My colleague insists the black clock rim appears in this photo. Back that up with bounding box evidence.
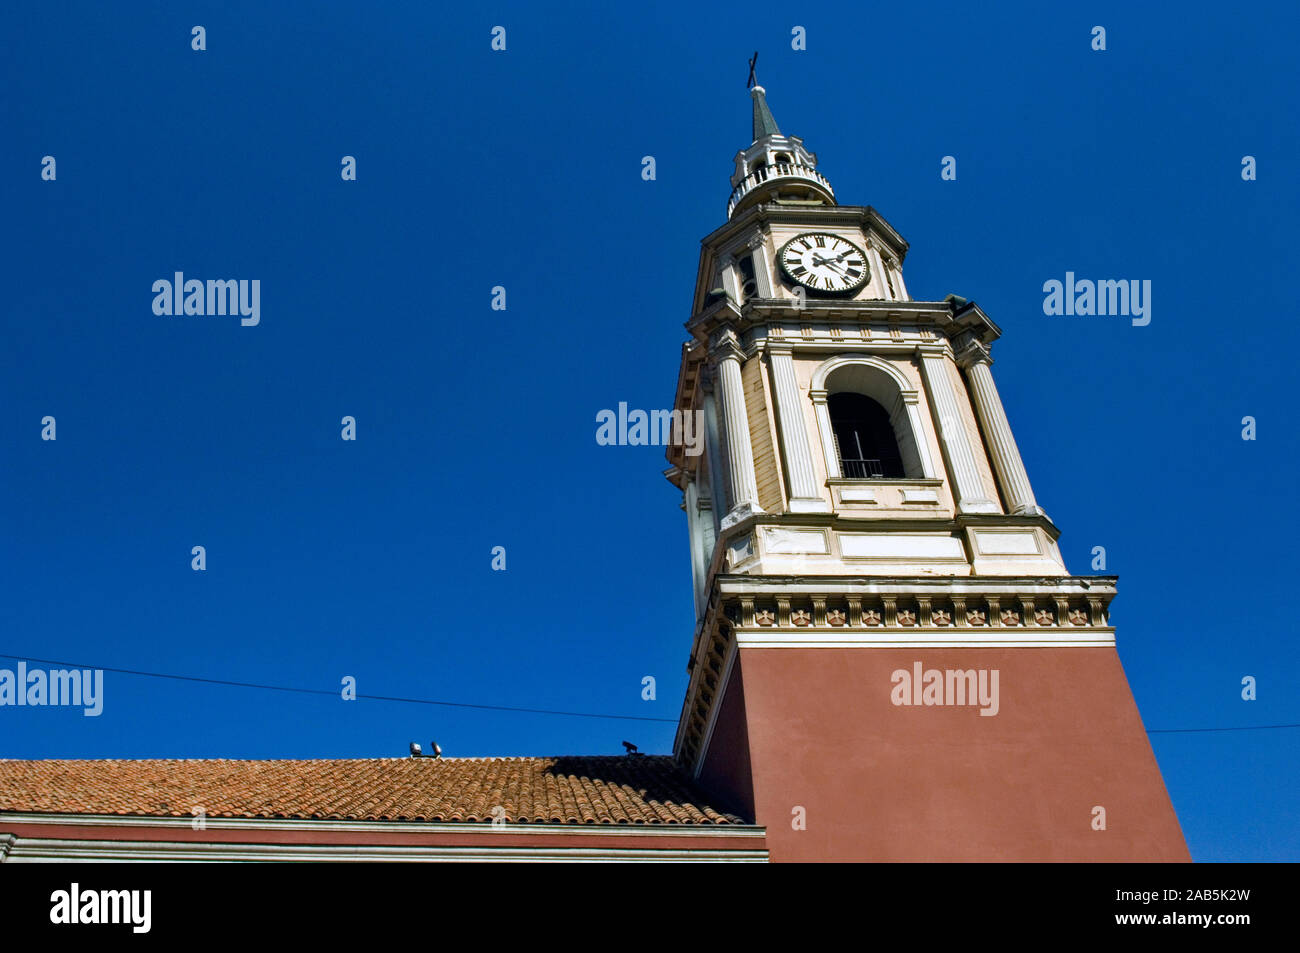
[776,232,871,295]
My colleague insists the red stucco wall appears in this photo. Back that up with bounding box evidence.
[735,646,1189,862]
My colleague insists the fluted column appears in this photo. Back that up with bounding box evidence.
[957,338,1046,517]
[917,346,998,514]
[747,233,775,298]
[767,346,829,513]
[865,238,891,300]
[713,338,764,528]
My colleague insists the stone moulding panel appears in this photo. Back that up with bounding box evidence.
[763,527,829,554]
[899,487,940,504]
[726,533,756,569]
[839,533,965,560]
[971,530,1042,555]
[838,487,877,503]
[830,479,949,511]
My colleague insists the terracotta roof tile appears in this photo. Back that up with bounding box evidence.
[0,756,744,825]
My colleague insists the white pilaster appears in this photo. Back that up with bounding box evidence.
[918,348,998,514]
[895,392,938,479]
[865,240,891,300]
[887,255,909,301]
[767,346,830,512]
[810,390,841,479]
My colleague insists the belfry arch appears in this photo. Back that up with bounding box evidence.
[809,355,936,480]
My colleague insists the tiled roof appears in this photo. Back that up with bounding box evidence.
[0,756,744,825]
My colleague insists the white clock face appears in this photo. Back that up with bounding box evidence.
[778,233,870,294]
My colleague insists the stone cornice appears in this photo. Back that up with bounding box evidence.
[685,299,1003,358]
[712,572,1116,596]
[744,298,944,320]
[954,331,993,369]
[698,509,1059,538]
[704,203,909,259]
[663,340,706,476]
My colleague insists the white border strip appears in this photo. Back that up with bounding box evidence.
[2,837,768,863]
[0,812,764,838]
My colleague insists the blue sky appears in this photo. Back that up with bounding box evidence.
[2,1,1296,861]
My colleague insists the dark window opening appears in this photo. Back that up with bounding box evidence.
[828,392,905,479]
[737,254,757,300]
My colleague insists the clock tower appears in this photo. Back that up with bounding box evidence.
[664,84,1189,861]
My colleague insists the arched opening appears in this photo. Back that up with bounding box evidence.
[828,393,905,479]
[815,358,933,481]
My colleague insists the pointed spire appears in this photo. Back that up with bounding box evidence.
[728,79,835,218]
[750,85,781,141]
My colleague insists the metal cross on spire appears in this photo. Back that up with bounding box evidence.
[746,51,758,89]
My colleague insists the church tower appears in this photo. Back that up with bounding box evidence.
[664,84,1189,861]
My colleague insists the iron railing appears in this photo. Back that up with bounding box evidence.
[727,162,834,217]
[840,457,885,479]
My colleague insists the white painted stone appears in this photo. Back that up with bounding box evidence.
[839,488,877,503]
[973,531,1041,555]
[900,488,940,504]
[839,534,965,559]
[765,528,829,554]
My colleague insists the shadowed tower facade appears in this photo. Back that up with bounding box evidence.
[663,84,1188,861]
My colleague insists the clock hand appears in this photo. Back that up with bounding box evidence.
[811,254,848,276]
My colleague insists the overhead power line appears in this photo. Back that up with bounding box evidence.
[4,652,1293,734]
[0,653,677,724]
